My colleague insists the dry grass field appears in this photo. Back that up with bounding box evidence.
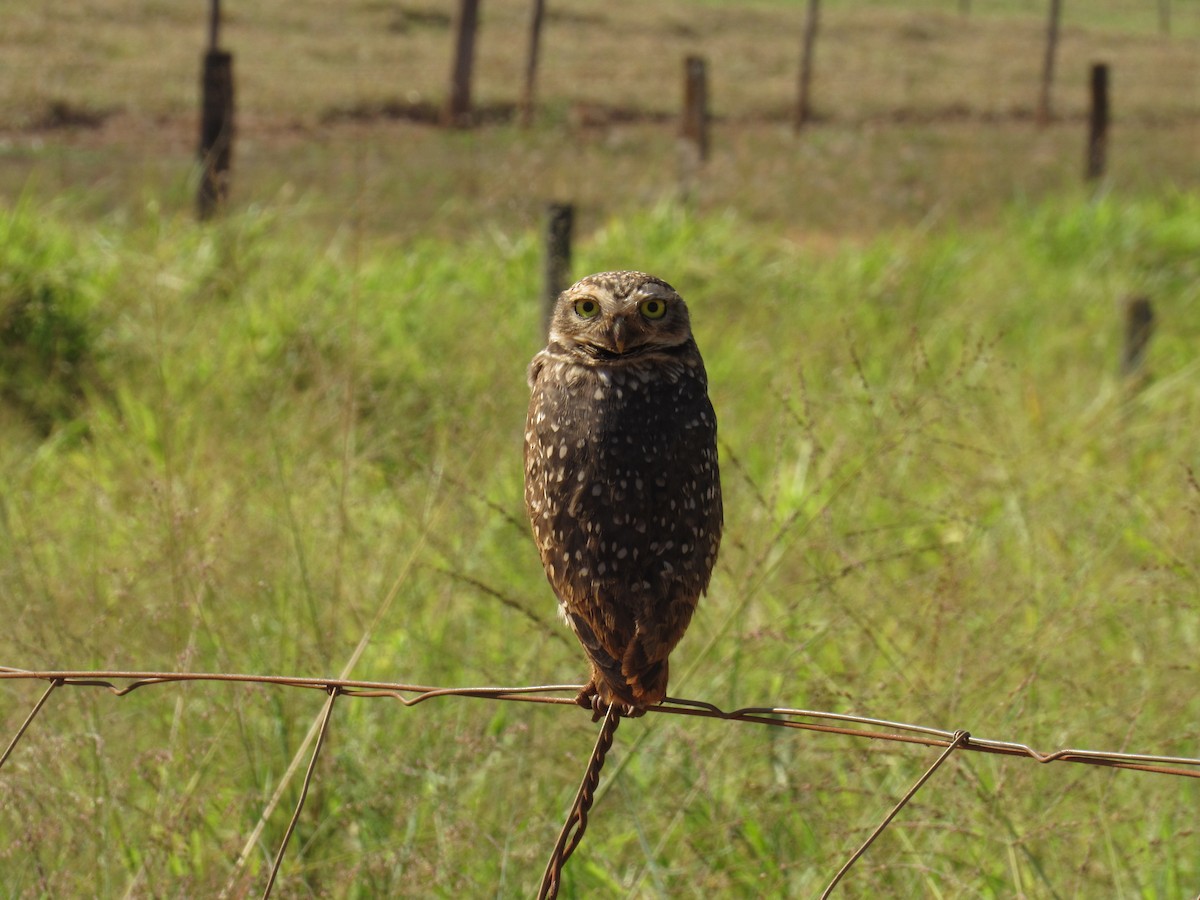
[2,0,1197,238]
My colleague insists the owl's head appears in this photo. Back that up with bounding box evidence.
[548,271,694,360]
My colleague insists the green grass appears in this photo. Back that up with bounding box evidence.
[1,189,1198,895]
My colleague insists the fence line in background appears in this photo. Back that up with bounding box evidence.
[3,667,1200,896]
[179,1,1148,220]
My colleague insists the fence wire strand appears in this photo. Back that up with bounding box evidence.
[262,686,340,899]
[820,729,971,899]
[3,667,1200,895]
[0,677,59,771]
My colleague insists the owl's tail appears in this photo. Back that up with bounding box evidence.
[583,653,667,713]
[620,641,669,708]
[568,611,669,711]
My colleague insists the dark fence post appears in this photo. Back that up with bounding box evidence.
[443,0,481,128]
[197,1,233,221]
[1121,296,1154,379]
[1085,63,1109,182]
[681,56,710,163]
[208,0,220,53]
[521,0,547,128]
[1035,0,1062,126]
[794,0,821,131]
[543,203,574,333]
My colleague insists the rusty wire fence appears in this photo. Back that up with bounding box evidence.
[3,666,1200,897]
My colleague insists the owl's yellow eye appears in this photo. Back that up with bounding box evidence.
[639,299,667,319]
[574,297,601,318]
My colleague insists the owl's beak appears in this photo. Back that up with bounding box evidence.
[610,320,626,354]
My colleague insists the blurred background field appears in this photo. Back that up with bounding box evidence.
[3,0,1198,237]
[1,1,1199,896]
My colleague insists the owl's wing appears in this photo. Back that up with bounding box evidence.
[526,352,547,389]
[562,606,635,700]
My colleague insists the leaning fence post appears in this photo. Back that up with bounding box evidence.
[197,0,233,219]
[543,203,574,333]
[1085,62,1109,182]
[794,0,821,131]
[1035,0,1062,126]
[1120,295,1154,379]
[520,0,547,128]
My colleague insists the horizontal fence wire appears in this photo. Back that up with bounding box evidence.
[4,668,1199,778]
[4,666,1200,896]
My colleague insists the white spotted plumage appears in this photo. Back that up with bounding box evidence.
[523,271,723,716]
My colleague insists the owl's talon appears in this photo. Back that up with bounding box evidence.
[592,695,608,722]
[574,685,647,722]
[575,684,601,717]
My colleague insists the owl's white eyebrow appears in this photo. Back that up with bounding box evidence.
[633,286,673,300]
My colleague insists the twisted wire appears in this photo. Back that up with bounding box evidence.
[537,704,622,900]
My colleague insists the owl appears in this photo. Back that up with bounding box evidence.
[524,271,722,717]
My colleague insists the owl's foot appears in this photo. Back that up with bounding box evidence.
[575,684,645,722]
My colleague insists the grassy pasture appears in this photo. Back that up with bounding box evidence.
[2,0,1200,896]
[2,192,1198,896]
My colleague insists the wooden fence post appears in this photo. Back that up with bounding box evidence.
[543,203,574,333]
[1035,0,1062,126]
[207,0,220,51]
[679,56,709,203]
[1085,63,1109,182]
[681,56,710,163]
[1121,296,1154,378]
[443,0,481,128]
[794,0,821,131]
[521,0,547,128]
[197,0,233,220]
